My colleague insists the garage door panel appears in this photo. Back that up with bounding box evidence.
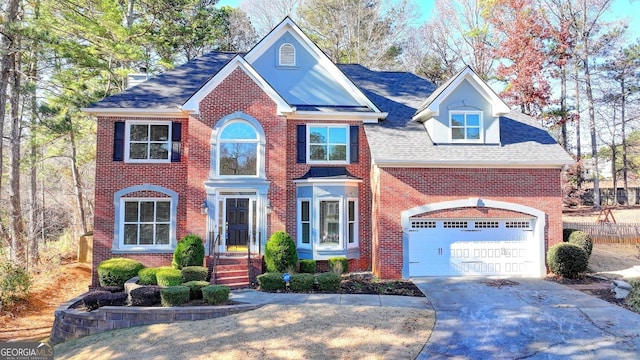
[408,218,538,277]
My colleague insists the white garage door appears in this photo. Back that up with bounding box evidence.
[408,218,539,277]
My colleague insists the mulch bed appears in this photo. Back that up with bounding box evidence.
[545,274,633,311]
[339,276,425,297]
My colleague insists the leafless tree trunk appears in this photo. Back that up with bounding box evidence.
[69,123,88,235]
[9,41,25,262]
[620,76,628,205]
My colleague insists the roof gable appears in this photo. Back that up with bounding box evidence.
[244,17,381,113]
[413,66,510,121]
[181,55,293,115]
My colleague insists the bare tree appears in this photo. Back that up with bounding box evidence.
[240,0,303,37]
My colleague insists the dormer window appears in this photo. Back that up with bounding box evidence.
[450,111,483,142]
[279,43,295,66]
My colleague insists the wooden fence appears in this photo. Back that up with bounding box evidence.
[563,222,640,244]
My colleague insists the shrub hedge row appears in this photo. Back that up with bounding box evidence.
[257,272,342,293]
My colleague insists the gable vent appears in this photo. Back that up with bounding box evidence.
[279,43,295,66]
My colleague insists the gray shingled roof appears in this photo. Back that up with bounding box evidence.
[88,52,238,109]
[338,64,573,166]
[88,51,572,167]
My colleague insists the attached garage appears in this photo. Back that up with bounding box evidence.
[401,199,547,278]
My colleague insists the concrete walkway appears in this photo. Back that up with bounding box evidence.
[230,289,432,309]
[413,277,640,359]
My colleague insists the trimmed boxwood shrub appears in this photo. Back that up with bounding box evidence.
[160,286,190,307]
[202,285,231,305]
[82,291,128,311]
[156,268,183,287]
[137,267,172,285]
[315,272,342,292]
[172,234,205,269]
[328,256,348,274]
[257,272,285,292]
[567,230,593,258]
[183,280,210,300]
[289,273,314,292]
[182,266,208,282]
[299,260,316,274]
[547,243,588,279]
[264,231,298,273]
[97,258,144,288]
[130,286,161,307]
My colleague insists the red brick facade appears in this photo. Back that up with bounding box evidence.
[371,167,564,279]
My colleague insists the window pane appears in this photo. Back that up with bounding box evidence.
[466,114,480,127]
[130,124,148,141]
[348,201,355,221]
[467,128,480,140]
[451,114,464,127]
[140,201,155,222]
[156,201,170,222]
[301,201,309,221]
[302,223,310,244]
[220,143,257,175]
[320,201,339,245]
[124,224,138,245]
[220,122,257,140]
[328,127,347,143]
[348,223,355,244]
[129,143,148,159]
[150,125,169,141]
[309,127,327,143]
[309,145,327,161]
[139,224,154,244]
[149,143,169,159]
[156,224,170,245]
[452,128,464,139]
[124,202,139,222]
[328,145,346,161]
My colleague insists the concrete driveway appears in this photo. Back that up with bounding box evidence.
[413,277,640,359]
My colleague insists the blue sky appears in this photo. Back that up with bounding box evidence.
[217,0,638,40]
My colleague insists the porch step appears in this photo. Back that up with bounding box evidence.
[206,254,262,290]
[216,275,250,287]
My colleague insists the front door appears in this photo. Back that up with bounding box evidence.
[226,198,249,250]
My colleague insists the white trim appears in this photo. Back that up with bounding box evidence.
[244,17,383,114]
[124,120,172,163]
[182,56,293,115]
[293,178,363,185]
[81,108,187,117]
[347,198,359,249]
[449,110,484,143]
[297,198,312,249]
[401,198,546,277]
[286,111,387,123]
[413,67,510,121]
[306,124,349,164]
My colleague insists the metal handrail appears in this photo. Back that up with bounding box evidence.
[212,233,220,284]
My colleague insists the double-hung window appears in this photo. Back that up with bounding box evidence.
[450,111,482,142]
[308,125,348,163]
[126,122,171,162]
[122,199,171,247]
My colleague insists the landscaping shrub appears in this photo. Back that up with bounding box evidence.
[82,291,128,311]
[138,267,162,285]
[97,258,144,288]
[129,286,161,307]
[95,286,125,293]
[264,231,298,273]
[181,266,208,282]
[0,261,31,310]
[625,280,640,312]
[160,286,190,307]
[156,268,183,287]
[289,273,314,292]
[328,257,348,274]
[567,230,593,258]
[172,234,205,269]
[257,272,285,292]
[202,285,231,305]
[183,280,210,300]
[315,272,342,292]
[547,243,588,279]
[298,260,316,274]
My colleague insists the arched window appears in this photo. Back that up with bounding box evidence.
[218,121,259,176]
[279,43,295,66]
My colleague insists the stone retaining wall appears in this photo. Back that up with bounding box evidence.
[50,294,261,345]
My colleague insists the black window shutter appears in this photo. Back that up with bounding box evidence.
[297,124,306,163]
[171,122,182,162]
[350,125,359,163]
[113,121,125,161]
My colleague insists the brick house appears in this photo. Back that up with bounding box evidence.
[83,18,573,287]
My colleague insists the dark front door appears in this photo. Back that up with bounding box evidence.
[226,198,249,247]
